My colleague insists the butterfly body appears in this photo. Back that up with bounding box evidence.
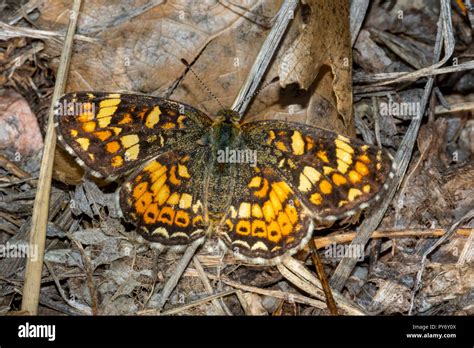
[55,92,395,264]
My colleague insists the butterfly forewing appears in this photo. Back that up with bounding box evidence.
[241,120,394,221]
[54,92,212,180]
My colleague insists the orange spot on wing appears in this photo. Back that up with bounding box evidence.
[310,193,322,205]
[162,122,176,129]
[332,173,347,186]
[236,220,251,236]
[144,203,159,224]
[106,141,121,153]
[133,182,148,200]
[319,180,333,195]
[82,121,96,132]
[355,161,369,176]
[93,130,112,141]
[135,192,152,214]
[285,204,298,224]
[349,170,362,184]
[169,165,181,185]
[111,155,123,167]
[317,151,329,163]
[277,212,292,236]
[251,220,267,237]
[253,178,269,198]
[174,210,190,227]
[275,141,288,152]
[118,113,132,124]
[358,154,371,164]
[158,206,175,225]
[267,221,282,243]
[192,215,204,227]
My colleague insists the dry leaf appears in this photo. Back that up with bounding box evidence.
[277,0,352,130]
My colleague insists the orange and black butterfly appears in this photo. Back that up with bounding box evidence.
[55,92,395,264]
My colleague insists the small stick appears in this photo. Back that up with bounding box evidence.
[21,0,82,315]
[139,290,236,316]
[0,154,31,180]
[231,0,299,116]
[309,240,338,315]
[192,255,228,315]
[313,227,472,249]
[156,238,204,310]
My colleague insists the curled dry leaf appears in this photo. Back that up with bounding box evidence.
[277,0,352,130]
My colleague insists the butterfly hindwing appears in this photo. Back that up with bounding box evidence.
[241,120,394,221]
[119,148,210,245]
[217,164,313,264]
[54,92,212,180]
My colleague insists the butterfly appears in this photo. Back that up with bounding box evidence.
[54,92,395,264]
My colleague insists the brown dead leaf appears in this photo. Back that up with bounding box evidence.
[277,0,352,130]
[38,0,280,113]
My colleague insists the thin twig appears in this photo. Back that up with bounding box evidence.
[313,228,472,249]
[21,0,82,316]
[139,290,236,316]
[0,154,32,181]
[192,255,228,315]
[309,240,339,315]
[44,261,92,315]
[278,257,367,315]
[155,238,204,310]
[231,0,299,116]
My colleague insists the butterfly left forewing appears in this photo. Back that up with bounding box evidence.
[55,92,212,180]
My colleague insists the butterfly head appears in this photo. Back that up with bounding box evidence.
[216,109,241,124]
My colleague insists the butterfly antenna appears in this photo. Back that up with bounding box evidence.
[181,58,226,110]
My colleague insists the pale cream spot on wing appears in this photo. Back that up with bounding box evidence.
[178,193,192,209]
[291,131,305,155]
[125,144,140,161]
[98,116,112,128]
[121,134,139,148]
[298,173,312,192]
[145,106,161,128]
[177,164,190,178]
[238,202,251,219]
[97,106,117,119]
[303,166,321,184]
[76,138,90,151]
[348,188,363,201]
[251,204,263,218]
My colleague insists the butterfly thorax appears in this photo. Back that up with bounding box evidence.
[205,109,243,221]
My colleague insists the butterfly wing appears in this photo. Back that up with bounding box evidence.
[217,163,313,264]
[55,92,212,180]
[119,147,210,245]
[241,120,395,221]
